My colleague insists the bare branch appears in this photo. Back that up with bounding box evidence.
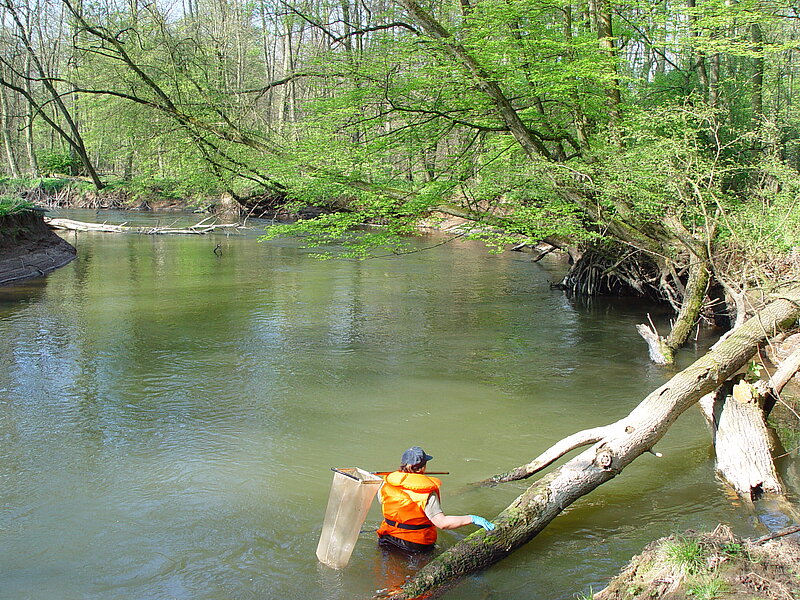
[480,425,613,484]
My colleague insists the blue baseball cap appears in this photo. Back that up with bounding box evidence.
[401,446,433,466]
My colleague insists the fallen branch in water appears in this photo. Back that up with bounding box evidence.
[45,216,246,235]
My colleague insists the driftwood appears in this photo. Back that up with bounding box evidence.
[381,285,800,600]
[45,216,245,235]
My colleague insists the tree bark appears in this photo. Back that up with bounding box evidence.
[0,81,22,178]
[381,285,800,600]
[637,258,711,364]
[698,379,783,499]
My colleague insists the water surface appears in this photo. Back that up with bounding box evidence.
[1,210,795,600]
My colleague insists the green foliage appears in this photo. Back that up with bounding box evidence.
[573,586,595,600]
[259,211,423,259]
[745,361,763,383]
[37,151,80,175]
[0,195,34,216]
[720,542,748,558]
[0,0,797,277]
[687,578,728,600]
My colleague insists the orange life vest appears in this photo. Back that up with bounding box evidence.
[376,472,442,546]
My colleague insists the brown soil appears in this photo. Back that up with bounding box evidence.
[0,210,77,285]
[594,526,800,600]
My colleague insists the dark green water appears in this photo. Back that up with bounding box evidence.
[1,210,796,600]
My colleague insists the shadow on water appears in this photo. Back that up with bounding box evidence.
[0,276,47,310]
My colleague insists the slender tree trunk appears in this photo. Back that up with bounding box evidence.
[751,23,764,127]
[0,83,22,178]
[383,286,800,599]
[594,0,622,130]
[281,21,297,129]
[708,53,720,107]
[687,0,710,93]
[24,53,38,176]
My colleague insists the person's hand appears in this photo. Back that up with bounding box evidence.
[469,515,495,531]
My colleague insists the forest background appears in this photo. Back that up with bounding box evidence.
[1,0,800,351]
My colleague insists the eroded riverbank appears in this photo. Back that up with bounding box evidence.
[594,526,800,600]
[0,210,76,285]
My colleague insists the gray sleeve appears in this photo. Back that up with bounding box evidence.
[424,492,443,520]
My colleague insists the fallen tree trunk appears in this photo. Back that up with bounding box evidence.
[382,285,800,600]
[45,217,245,235]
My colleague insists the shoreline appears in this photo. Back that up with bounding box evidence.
[0,210,77,286]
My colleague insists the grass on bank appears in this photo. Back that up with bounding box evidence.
[579,527,800,600]
[0,195,34,216]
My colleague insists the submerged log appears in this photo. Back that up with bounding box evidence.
[698,339,800,500]
[381,285,800,600]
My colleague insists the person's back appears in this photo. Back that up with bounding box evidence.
[377,446,495,553]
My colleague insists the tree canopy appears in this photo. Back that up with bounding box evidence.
[2,0,800,356]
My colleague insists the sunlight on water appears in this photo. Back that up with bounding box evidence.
[1,210,794,600]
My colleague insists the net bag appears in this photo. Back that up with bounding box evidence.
[316,467,382,568]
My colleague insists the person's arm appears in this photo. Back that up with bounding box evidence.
[425,493,495,530]
[429,512,473,530]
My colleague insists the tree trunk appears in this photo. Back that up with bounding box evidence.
[24,53,38,176]
[637,258,711,364]
[381,286,800,600]
[698,379,783,500]
[593,0,622,133]
[751,23,764,123]
[0,82,22,178]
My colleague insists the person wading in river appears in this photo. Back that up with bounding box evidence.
[376,446,495,553]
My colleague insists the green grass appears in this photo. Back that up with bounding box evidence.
[687,578,728,600]
[663,537,707,575]
[0,195,34,216]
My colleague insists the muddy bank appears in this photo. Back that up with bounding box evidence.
[592,526,800,600]
[0,210,77,285]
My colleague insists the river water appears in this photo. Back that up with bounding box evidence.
[1,210,797,600]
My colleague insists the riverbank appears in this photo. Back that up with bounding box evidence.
[0,209,77,285]
[0,176,288,217]
[592,526,800,600]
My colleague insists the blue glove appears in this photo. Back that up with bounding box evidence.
[470,515,496,531]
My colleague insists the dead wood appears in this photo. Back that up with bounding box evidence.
[45,217,245,235]
[380,285,800,600]
[699,379,784,499]
[753,524,800,544]
[696,332,800,499]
